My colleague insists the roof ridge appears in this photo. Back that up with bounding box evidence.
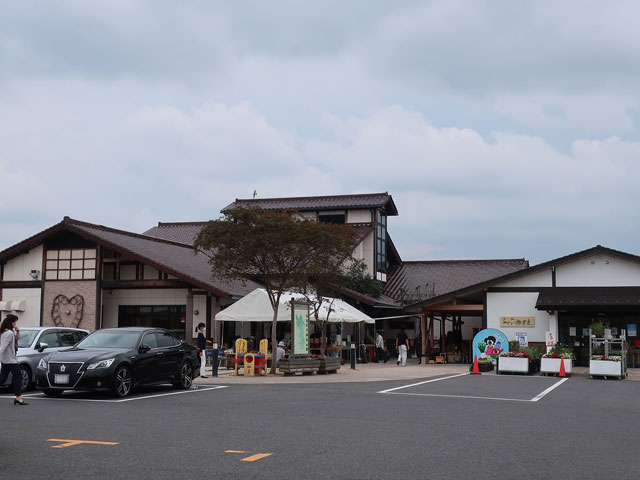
[232,192,389,202]
[64,217,196,250]
[401,259,528,264]
[155,221,208,227]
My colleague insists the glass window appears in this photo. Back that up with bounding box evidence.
[17,329,39,348]
[39,331,60,348]
[60,331,81,347]
[156,332,177,348]
[77,331,140,349]
[142,333,159,349]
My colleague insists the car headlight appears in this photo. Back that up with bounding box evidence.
[38,358,47,369]
[87,358,115,370]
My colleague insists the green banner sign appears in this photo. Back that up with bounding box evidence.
[291,301,310,356]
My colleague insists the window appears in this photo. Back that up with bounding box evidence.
[376,211,387,274]
[39,331,60,348]
[318,213,345,225]
[59,331,86,347]
[156,332,178,348]
[141,333,159,349]
[45,249,97,280]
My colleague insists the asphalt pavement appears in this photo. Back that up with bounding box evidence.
[2,373,639,480]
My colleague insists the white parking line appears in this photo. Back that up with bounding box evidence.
[378,374,568,403]
[0,386,227,403]
[377,373,468,394]
[530,378,568,402]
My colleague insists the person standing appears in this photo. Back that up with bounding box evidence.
[396,327,410,367]
[276,341,286,366]
[375,331,386,363]
[0,314,28,405]
[196,323,208,378]
[414,334,422,364]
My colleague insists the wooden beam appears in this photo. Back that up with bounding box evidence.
[101,279,191,289]
[0,281,42,289]
[421,304,484,312]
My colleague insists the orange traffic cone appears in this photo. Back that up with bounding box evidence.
[558,357,566,377]
[471,355,481,375]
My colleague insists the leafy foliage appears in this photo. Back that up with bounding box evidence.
[194,206,358,373]
[341,259,384,297]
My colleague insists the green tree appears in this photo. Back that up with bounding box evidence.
[194,207,358,374]
[342,259,385,298]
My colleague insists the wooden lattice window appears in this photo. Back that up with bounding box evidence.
[45,249,97,280]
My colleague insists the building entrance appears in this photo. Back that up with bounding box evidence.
[118,305,186,339]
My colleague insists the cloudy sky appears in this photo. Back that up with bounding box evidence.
[2,1,640,264]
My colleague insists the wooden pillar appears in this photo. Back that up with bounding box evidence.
[186,290,194,343]
[421,314,427,357]
[440,314,446,352]
[428,313,434,356]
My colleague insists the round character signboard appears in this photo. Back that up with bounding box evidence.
[472,328,509,364]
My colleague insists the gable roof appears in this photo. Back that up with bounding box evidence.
[221,192,399,216]
[404,245,640,311]
[143,222,207,245]
[386,259,529,306]
[0,217,262,298]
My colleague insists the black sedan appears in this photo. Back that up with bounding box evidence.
[36,327,199,398]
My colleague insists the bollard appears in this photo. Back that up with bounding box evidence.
[350,343,356,370]
[211,343,219,378]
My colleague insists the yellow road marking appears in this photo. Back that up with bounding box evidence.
[47,439,119,449]
[225,450,247,454]
[241,453,272,462]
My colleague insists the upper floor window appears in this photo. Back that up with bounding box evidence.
[376,211,387,274]
[45,249,97,280]
[318,213,345,225]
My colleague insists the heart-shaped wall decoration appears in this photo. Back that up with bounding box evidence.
[51,294,85,328]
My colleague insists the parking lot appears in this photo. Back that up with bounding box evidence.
[3,374,639,480]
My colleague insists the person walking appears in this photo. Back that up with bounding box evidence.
[396,327,410,367]
[375,331,386,363]
[196,322,208,378]
[0,314,28,405]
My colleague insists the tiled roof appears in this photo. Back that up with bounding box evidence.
[385,259,530,305]
[65,219,262,297]
[143,222,207,245]
[221,192,399,216]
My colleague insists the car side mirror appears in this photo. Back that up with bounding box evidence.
[138,344,151,353]
[37,342,49,353]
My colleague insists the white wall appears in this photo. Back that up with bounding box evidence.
[192,294,207,339]
[347,209,372,223]
[362,231,375,276]
[486,292,552,343]
[102,288,189,328]
[556,254,640,286]
[1,288,41,327]
[496,269,552,287]
[3,245,43,281]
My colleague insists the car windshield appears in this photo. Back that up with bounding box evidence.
[18,329,39,348]
[76,331,140,349]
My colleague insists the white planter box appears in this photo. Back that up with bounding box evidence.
[589,360,623,378]
[540,357,572,375]
[498,356,530,374]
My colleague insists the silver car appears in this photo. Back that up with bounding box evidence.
[1,326,89,392]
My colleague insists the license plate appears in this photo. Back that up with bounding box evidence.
[54,374,69,384]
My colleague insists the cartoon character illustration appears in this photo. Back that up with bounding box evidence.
[477,341,487,360]
[484,336,504,360]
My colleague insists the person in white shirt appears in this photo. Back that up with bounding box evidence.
[0,314,28,405]
[276,341,286,366]
[375,332,387,363]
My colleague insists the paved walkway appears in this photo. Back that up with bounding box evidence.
[193,361,640,385]
[193,361,469,385]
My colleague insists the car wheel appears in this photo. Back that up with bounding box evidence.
[112,365,133,398]
[43,389,64,397]
[175,361,193,390]
[20,365,33,392]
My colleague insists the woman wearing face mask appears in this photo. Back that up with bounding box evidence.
[0,314,28,405]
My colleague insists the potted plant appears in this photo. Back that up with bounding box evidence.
[589,355,624,379]
[521,346,542,373]
[541,344,574,376]
[497,351,530,374]
[470,358,494,372]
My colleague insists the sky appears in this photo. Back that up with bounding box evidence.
[2,1,640,265]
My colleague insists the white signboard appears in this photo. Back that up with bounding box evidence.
[515,331,528,347]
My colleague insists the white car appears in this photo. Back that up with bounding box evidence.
[1,326,89,392]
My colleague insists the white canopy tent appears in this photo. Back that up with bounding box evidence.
[215,288,374,324]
